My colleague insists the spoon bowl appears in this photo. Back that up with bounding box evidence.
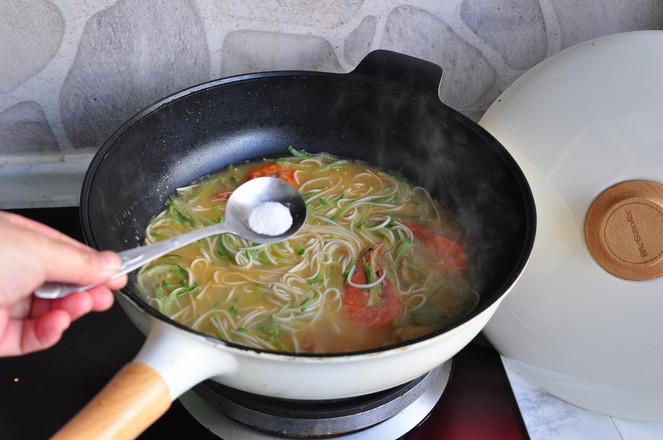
[224,176,306,244]
[35,177,306,299]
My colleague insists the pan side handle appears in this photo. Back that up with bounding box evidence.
[50,362,170,440]
[349,49,443,99]
[50,318,238,439]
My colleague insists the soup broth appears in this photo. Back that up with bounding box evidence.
[137,149,477,353]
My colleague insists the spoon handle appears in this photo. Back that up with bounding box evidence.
[34,223,231,299]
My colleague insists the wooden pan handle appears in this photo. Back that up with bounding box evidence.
[51,362,171,440]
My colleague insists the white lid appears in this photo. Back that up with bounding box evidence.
[480,31,663,419]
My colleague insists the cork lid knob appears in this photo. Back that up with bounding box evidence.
[585,180,663,280]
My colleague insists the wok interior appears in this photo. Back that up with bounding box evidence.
[82,73,534,344]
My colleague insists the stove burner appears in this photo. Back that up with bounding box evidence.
[179,360,452,439]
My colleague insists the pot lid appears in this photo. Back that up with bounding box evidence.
[479,31,663,419]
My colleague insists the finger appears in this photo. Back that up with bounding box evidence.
[87,286,115,312]
[50,288,114,320]
[31,281,122,319]
[50,291,93,321]
[105,273,128,291]
[7,298,31,319]
[33,288,114,322]
[40,246,122,287]
[0,310,71,357]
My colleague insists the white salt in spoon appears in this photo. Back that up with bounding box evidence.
[35,177,306,299]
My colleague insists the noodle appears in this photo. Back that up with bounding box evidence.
[137,150,478,353]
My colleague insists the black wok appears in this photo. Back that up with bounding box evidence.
[54,51,535,439]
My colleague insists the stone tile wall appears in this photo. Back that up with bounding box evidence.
[1,0,662,206]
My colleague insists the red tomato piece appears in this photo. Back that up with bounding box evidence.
[246,162,298,187]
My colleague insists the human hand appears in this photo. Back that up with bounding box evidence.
[0,211,127,357]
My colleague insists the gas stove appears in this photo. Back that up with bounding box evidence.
[180,362,450,439]
[0,208,528,439]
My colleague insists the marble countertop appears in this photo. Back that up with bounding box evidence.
[503,358,663,440]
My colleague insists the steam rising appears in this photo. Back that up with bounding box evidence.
[86,55,534,312]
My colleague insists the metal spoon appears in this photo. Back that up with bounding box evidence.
[35,177,306,299]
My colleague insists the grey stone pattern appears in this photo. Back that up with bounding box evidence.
[205,0,366,29]
[344,16,377,67]
[381,5,497,112]
[221,31,343,77]
[1,0,663,154]
[0,102,59,154]
[460,0,547,70]
[0,0,64,95]
[60,0,210,149]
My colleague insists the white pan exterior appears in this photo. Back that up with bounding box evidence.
[118,291,508,401]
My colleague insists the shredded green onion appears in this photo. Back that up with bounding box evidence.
[172,284,198,297]
[275,301,292,317]
[362,258,374,284]
[295,290,317,311]
[329,199,356,220]
[295,290,314,306]
[393,239,415,269]
[188,181,214,202]
[308,271,324,285]
[287,146,312,157]
[168,197,192,224]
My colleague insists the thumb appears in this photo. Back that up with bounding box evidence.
[39,242,121,286]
